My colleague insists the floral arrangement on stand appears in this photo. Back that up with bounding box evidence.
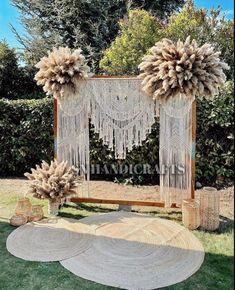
[138,36,229,101]
[24,160,82,215]
[34,46,91,99]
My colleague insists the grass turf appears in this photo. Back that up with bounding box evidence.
[0,193,234,290]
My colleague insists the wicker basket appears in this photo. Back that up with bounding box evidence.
[15,198,32,218]
[29,205,44,222]
[200,187,220,231]
[182,199,200,230]
[10,214,28,227]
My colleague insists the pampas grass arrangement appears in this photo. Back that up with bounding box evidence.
[138,37,229,101]
[24,160,81,200]
[34,47,91,98]
[25,160,82,215]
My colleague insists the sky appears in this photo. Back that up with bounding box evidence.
[0,0,234,50]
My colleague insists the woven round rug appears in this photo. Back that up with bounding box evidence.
[6,218,94,262]
[61,212,204,290]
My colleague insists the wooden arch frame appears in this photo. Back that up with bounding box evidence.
[54,76,196,208]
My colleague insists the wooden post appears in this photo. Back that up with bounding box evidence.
[191,100,196,199]
[53,97,58,160]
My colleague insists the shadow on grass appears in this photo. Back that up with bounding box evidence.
[62,202,116,213]
[58,204,233,235]
[58,211,85,220]
[195,215,234,235]
[155,212,182,222]
[218,215,234,234]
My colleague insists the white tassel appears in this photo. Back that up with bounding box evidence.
[159,96,193,207]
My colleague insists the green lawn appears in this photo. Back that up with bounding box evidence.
[0,192,234,290]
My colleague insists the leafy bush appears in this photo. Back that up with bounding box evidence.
[0,98,53,175]
[99,9,163,75]
[0,83,233,187]
[196,81,234,187]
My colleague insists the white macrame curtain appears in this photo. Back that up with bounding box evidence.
[57,81,90,179]
[57,78,157,176]
[159,97,194,207]
[89,79,157,159]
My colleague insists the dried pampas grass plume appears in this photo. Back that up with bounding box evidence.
[34,47,91,98]
[24,159,82,200]
[138,37,229,101]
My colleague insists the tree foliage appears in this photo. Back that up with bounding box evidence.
[11,0,185,72]
[127,0,185,18]
[100,1,234,78]
[100,10,163,75]
[0,41,43,99]
[0,41,19,98]
[164,0,234,79]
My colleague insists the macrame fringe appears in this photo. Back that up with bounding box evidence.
[89,79,157,159]
[159,97,193,207]
[57,81,90,185]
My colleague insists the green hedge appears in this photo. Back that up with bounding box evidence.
[0,82,234,187]
[0,98,54,175]
[196,82,234,187]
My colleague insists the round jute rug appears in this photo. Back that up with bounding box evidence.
[61,212,204,290]
[6,218,94,262]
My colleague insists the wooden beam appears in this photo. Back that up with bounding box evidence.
[191,100,196,199]
[53,97,58,160]
[70,197,178,208]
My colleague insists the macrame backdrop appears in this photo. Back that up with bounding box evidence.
[57,78,193,205]
[159,97,193,207]
[89,79,157,159]
[57,78,157,190]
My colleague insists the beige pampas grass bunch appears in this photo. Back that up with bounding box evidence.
[24,160,82,200]
[138,37,229,101]
[34,47,91,98]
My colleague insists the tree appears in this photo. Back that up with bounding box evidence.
[0,41,43,99]
[0,41,19,98]
[11,0,185,72]
[164,0,234,78]
[100,9,163,75]
[99,0,234,78]
[128,0,185,18]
